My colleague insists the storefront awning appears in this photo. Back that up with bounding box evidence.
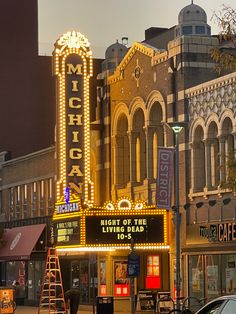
[0,224,46,261]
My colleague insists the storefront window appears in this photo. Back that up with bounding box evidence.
[6,261,26,301]
[146,255,160,289]
[189,254,233,299]
[222,255,236,295]
[28,260,45,301]
[205,255,220,299]
[188,255,204,300]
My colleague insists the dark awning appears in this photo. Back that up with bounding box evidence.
[0,224,46,261]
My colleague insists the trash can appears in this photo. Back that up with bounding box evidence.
[0,287,16,314]
[96,296,114,314]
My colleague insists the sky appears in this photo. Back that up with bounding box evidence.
[38,0,235,59]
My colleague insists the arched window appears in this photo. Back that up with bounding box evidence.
[133,109,145,183]
[192,126,205,192]
[116,114,130,186]
[149,102,164,180]
[208,122,219,189]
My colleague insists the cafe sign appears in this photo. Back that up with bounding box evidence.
[200,222,236,242]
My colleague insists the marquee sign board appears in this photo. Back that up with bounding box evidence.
[54,198,169,250]
[55,219,80,245]
[85,215,165,245]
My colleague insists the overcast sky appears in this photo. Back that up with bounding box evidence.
[38,0,235,58]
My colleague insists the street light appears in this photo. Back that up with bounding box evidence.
[167,122,185,310]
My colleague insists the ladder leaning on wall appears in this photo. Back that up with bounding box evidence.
[38,247,67,314]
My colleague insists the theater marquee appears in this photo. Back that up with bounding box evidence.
[54,198,169,251]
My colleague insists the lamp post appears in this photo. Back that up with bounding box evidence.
[168,123,184,310]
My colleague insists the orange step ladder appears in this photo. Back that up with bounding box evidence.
[38,247,67,314]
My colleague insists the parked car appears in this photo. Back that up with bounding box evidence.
[195,295,236,314]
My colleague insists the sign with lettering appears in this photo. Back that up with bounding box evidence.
[200,222,236,242]
[53,31,94,206]
[66,56,84,191]
[156,147,174,209]
[85,215,165,245]
[55,201,79,214]
[55,219,80,244]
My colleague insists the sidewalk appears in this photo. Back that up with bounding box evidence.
[15,305,94,313]
[15,305,130,313]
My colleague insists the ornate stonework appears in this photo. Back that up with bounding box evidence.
[186,72,236,121]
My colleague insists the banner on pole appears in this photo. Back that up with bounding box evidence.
[156,147,174,209]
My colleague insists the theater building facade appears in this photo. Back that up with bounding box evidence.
[51,31,170,310]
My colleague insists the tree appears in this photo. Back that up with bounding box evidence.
[211,5,236,73]
[222,151,236,194]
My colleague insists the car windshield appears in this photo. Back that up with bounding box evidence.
[221,299,236,314]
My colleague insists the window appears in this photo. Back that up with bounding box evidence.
[196,26,205,34]
[221,300,236,313]
[182,26,193,35]
[24,185,27,200]
[146,255,160,289]
[32,182,38,215]
[40,181,44,199]
[9,188,14,219]
[23,185,28,218]
[48,178,53,199]
[16,186,21,204]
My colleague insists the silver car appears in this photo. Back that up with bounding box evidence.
[195,295,236,314]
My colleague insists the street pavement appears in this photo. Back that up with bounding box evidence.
[15,305,132,313]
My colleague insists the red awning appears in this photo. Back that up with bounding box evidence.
[0,224,46,261]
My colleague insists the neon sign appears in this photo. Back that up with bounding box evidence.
[53,31,94,206]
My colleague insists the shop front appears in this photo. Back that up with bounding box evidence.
[0,224,47,305]
[184,221,236,300]
[53,197,170,311]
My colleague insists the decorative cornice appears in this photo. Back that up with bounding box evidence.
[186,71,236,97]
[108,42,156,84]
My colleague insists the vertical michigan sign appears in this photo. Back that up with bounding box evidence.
[53,31,94,206]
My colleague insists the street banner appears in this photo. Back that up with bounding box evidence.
[156,147,174,209]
